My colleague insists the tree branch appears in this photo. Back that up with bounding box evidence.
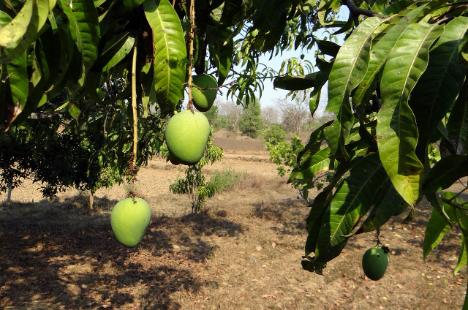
[342,0,385,26]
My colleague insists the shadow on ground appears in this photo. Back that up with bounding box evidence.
[0,194,243,309]
[252,198,309,236]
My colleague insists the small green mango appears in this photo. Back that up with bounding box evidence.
[165,110,210,165]
[111,197,151,247]
[362,246,390,281]
[191,74,217,112]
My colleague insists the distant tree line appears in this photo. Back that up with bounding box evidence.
[204,97,334,142]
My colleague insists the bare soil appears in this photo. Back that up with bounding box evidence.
[0,132,466,309]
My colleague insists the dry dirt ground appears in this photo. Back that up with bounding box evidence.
[0,131,467,309]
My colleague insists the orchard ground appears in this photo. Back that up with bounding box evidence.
[0,130,466,309]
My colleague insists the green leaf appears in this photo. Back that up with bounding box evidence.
[5,50,28,108]
[92,32,131,71]
[13,36,52,123]
[424,155,468,193]
[423,204,454,261]
[295,120,332,167]
[455,234,467,276]
[411,17,468,159]
[447,78,468,155]
[315,153,388,263]
[113,0,146,16]
[304,156,363,257]
[207,26,233,85]
[273,71,329,91]
[376,21,444,206]
[454,198,468,276]
[362,179,406,232]
[72,0,100,71]
[309,90,320,117]
[305,189,333,256]
[46,11,76,92]
[316,39,340,57]
[144,0,187,111]
[324,17,387,159]
[56,0,77,41]
[101,35,135,72]
[69,101,81,121]
[252,0,285,35]
[295,148,330,187]
[220,0,243,27]
[352,4,427,108]
[0,0,34,47]
[0,0,50,64]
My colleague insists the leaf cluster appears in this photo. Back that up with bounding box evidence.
[268,0,468,289]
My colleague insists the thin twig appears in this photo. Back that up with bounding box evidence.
[131,45,138,168]
[442,197,468,210]
[187,0,196,112]
[129,40,139,201]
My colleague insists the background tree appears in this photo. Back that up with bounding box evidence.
[203,104,228,132]
[218,101,243,132]
[276,95,309,133]
[261,105,280,126]
[239,100,264,138]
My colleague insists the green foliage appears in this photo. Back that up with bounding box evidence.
[262,124,286,145]
[206,168,247,195]
[428,144,441,165]
[239,100,264,138]
[203,105,229,131]
[266,137,303,177]
[268,1,468,301]
[169,127,224,213]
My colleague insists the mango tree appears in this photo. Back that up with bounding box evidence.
[2,0,468,305]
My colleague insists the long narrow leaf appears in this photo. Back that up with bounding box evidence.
[72,0,100,71]
[144,0,187,111]
[377,21,444,205]
[47,11,76,92]
[352,4,427,107]
[0,0,50,64]
[411,17,468,158]
[5,52,28,108]
[274,71,329,91]
[304,156,363,256]
[324,17,387,158]
[423,205,454,261]
[424,155,468,193]
[0,0,34,47]
[447,78,468,155]
[315,153,388,263]
[363,179,406,232]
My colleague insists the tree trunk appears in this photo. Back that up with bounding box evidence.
[7,181,12,202]
[89,191,94,210]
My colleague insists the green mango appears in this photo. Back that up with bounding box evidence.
[111,198,151,247]
[362,246,390,281]
[165,110,210,165]
[191,74,217,112]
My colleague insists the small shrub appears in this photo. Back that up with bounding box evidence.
[261,124,286,145]
[206,168,247,194]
